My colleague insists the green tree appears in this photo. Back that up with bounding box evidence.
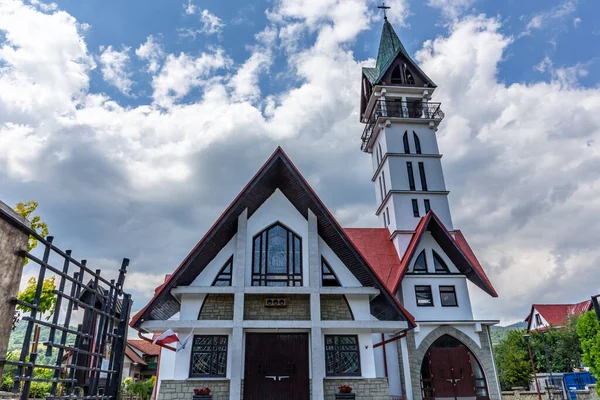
[127,376,156,400]
[528,316,583,373]
[494,329,533,390]
[13,201,57,319]
[13,201,49,264]
[577,311,600,395]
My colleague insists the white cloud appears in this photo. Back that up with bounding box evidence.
[183,0,196,15]
[98,45,133,95]
[3,0,600,323]
[135,35,165,74]
[199,9,224,35]
[573,17,581,27]
[522,0,578,35]
[416,15,600,320]
[151,49,232,107]
[427,0,476,20]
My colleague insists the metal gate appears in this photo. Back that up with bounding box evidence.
[5,225,131,399]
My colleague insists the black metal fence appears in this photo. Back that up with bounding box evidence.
[4,217,131,399]
[361,100,445,151]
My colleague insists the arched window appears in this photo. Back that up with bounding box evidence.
[252,223,302,286]
[413,131,422,154]
[404,65,415,84]
[212,256,233,286]
[391,65,403,84]
[377,142,383,165]
[363,77,372,101]
[403,131,410,154]
[433,251,450,273]
[413,250,427,273]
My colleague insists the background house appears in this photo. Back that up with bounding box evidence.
[123,340,160,382]
[526,300,593,332]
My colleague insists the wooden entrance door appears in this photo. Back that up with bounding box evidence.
[244,333,309,400]
[429,347,476,399]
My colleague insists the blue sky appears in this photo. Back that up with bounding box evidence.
[52,0,600,106]
[1,0,600,324]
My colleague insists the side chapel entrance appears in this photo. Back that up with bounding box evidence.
[420,335,489,400]
[244,333,309,400]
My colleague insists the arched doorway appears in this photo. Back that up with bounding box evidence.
[420,335,489,400]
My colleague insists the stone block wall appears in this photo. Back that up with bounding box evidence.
[198,294,234,320]
[406,325,501,400]
[323,378,390,400]
[158,379,229,400]
[320,295,354,320]
[243,294,310,320]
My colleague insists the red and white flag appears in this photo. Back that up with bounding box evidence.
[153,329,179,346]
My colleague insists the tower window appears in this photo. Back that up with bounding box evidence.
[382,209,387,227]
[407,162,415,191]
[412,199,419,217]
[391,65,403,84]
[379,176,384,202]
[433,250,450,273]
[413,250,427,273]
[385,207,390,226]
[415,285,433,307]
[413,131,422,154]
[377,143,383,165]
[252,222,302,286]
[403,131,410,154]
[440,286,458,307]
[418,162,428,191]
[424,199,431,213]
[382,171,387,195]
[212,256,233,286]
[322,257,341,287]
[404,65,415,85]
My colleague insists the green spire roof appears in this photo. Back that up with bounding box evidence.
[375,18,408,78]
[362,18,436,87]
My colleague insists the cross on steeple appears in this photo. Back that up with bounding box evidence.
[377,2,391,19]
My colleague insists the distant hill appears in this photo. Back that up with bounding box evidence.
[490,322,527,345]
[8,321,76,365]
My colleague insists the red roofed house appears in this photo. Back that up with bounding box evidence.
[130,16,501,400]
[525,300,593,332]
[123,340,161,382]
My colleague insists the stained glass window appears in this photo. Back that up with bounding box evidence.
[325,335,361,376]
[251,223,302,286]
[189,335,228,377]
[212,256,233,286]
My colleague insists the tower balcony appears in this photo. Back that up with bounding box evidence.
[361,100,444,152]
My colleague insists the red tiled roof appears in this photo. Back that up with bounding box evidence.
[452,230,498,297]
[344,228,402,293]
[345,212,498,298]
[128,339,161,356]
[125,345,147,365]
[530,300,593,329]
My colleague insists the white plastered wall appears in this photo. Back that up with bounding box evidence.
[319,238,361,287]
[190,235,237,286]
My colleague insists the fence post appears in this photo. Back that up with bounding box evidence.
[0,201,30,378]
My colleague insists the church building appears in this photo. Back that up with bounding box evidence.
[130,16,502,400]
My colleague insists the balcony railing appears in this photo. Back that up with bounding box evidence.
[361,100,444,151]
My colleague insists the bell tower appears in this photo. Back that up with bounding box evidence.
[360,15,452,235]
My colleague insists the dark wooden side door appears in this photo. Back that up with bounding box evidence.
[429,347,476,399]
[449,348,476,398]
[244,333,309,400]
